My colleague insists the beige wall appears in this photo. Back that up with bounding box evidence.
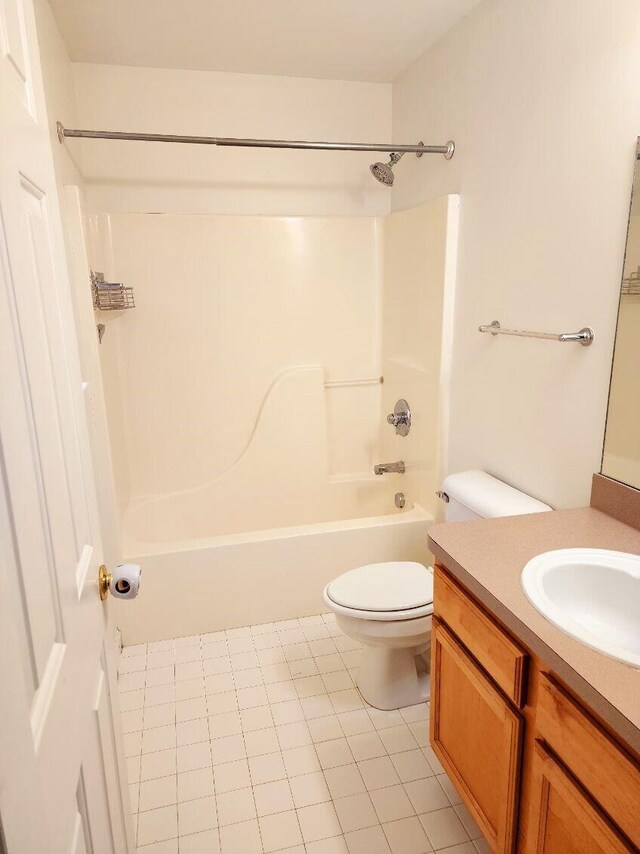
[35,0,80,186]
[391,0,640,508]
[70,63,392,218]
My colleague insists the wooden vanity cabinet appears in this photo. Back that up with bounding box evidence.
[431,564,640,854]
[431,619,523,852]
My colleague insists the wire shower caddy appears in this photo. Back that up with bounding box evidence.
[622,267,640,296]
[91,270,135,311]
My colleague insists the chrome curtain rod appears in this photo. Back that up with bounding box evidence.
[56,122,455,157]
[479,320,594,346]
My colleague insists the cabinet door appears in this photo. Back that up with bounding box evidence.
[430,619,523,853]
[536,674,640,848]
[528,741,634,853]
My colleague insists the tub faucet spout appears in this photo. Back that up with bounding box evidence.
[374,461,405,475]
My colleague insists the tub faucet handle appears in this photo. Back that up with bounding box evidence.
[386,399,411,437]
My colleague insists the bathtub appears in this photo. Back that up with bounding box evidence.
[111,503,432,644]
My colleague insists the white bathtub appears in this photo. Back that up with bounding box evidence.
[111,504,432,644]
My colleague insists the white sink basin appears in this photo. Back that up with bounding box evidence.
[521,548,640,669]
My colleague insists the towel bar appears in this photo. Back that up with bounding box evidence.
[478,320,594,346]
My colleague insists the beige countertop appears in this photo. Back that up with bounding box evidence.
[427,506,640,755]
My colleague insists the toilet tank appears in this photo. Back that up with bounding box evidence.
[442,470,552,522]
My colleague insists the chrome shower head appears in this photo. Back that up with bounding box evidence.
[370,151,404,186]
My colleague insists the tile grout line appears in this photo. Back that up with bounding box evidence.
[121,615,463,852]
[234,652,267,854]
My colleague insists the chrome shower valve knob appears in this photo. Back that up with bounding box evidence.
[386,398,411,436]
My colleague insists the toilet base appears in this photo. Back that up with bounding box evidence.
[357,644,430,710]
[330,610,432,711]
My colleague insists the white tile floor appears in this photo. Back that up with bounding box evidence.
[119,613,489,854]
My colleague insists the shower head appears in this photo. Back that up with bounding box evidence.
[370,151,404,186]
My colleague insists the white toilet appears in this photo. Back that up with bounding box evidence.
[323,470,552,710]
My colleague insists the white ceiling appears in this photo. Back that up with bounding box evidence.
[47,0,481,83]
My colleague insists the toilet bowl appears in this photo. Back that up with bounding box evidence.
[322,471,553,711]
[323,561,433,710]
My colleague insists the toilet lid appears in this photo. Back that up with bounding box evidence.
[326,562,433,613]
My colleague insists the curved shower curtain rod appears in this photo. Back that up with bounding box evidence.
[56,122,455,158]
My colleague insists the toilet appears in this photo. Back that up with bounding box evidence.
[323,470,552,710]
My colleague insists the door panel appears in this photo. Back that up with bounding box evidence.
[0,0,129,850]
[0,0,33,112]
[7,174,69,686]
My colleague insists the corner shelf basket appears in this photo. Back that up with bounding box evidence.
[91,270,135,311]
[621,267,640,296]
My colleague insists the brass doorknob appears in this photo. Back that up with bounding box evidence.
[98,564,112,601]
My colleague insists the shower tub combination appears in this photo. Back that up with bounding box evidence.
[61,115,458,647]
[83,190,458,645]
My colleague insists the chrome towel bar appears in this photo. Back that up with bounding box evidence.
[478,320,594,346]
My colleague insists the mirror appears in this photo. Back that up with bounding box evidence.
[602,138,640,488]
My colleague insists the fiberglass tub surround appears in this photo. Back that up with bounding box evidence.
[93,199,457,642]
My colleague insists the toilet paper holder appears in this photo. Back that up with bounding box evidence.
[98,563,141,600]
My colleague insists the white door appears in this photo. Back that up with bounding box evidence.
[0,0,130,851]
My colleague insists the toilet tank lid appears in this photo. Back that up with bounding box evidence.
[442,470,552,518]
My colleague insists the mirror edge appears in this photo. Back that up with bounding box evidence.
[600,136,640,483]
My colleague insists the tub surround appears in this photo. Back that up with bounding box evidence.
[91,199,457,540]
[427,480,640,755]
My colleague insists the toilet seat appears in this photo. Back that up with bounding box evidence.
[323,562,434,622]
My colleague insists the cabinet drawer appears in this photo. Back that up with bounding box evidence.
[536,674,640,849]
[431,618,523,853]
[434,565,528,706]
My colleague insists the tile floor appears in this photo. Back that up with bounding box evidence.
[119,612,490,854]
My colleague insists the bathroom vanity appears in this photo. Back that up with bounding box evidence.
[427,476,640,854]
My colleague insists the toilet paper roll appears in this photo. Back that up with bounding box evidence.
[110,563,141,600]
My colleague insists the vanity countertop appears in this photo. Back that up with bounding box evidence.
[428,506,640,755]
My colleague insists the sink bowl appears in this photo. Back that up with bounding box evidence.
[521,548,640,669]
